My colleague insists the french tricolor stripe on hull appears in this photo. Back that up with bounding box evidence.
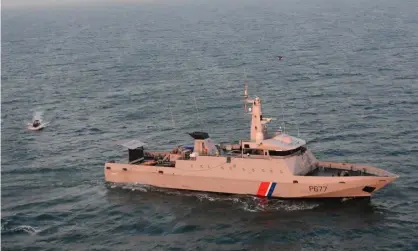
[256,182,277,198]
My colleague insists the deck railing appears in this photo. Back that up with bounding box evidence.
[316,161,397,177]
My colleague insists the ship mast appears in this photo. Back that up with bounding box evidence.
[244,83,273,142]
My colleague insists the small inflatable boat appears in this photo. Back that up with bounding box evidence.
[26,120,49,131]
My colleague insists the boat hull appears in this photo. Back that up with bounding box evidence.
[27,126,45,131]
[26,122,49,131]
[104,162,396,199]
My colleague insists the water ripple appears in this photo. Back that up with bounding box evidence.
[2,0,418,250]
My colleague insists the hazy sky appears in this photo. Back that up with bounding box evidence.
[2,0,166,8]
[2,0,109,8]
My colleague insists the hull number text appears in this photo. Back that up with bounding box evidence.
[309,186,328,192]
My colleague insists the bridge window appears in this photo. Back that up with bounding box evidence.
[269,147,302,156]
[243,149,264,155]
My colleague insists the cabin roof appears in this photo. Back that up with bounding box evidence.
[115,138,146,149]
[260,134,306,151]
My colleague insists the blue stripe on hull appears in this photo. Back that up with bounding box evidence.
[267,182,277,198]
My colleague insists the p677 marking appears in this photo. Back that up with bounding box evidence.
[309,186,328,192]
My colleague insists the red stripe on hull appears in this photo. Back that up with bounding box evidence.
[257,182,270,197]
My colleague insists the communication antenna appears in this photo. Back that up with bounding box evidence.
[193,95,209,133]
[244,80,249,113]
[159,92,176,129]
[291,114,300,138]
[243,69,249,113]
[168,102,176,128]
[143,89,161,130]
[193,95,213,134]
[281,103,286,134]
[193,96,201,123]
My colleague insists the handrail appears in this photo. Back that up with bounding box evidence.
[316,161,398,177]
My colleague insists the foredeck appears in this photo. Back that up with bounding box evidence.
[305,161,398,177]
[306,167,376,177]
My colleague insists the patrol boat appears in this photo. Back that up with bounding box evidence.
[104,84,398,199]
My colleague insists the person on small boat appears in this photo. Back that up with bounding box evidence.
[275,127,283,136]
[32,120,41,128]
